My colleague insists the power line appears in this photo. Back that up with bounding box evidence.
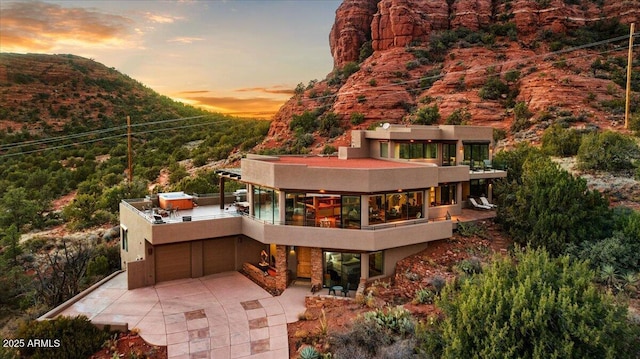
[0,116,238,159]
[0,32,637,158]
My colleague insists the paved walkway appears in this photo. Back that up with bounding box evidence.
[58,271,309,359]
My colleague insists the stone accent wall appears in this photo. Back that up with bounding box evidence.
[275,245,288,293]
[242,263,277,293]
[310,247,323,290]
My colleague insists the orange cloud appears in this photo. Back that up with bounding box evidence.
[235,86,295,95]
[180,96,286,119]
[0,1,134,52]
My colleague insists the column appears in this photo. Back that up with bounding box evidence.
[360,252,369,280]
[310,247,323,290]
[275,245,288,293]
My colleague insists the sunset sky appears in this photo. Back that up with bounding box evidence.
[0,0,342,118]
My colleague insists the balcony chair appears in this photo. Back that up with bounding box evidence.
[480,196,497,209]
[483,159,493,171]
[469,198,492,210]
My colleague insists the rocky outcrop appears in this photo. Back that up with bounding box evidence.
[329,0,380,68]
[260,0,639,154]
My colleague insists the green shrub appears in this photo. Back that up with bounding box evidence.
[478,76,509,100]
[445,108,471,125]
[496,154,611,254]
[577,130,640,171]
[413,288,437,304]
[350,112,365,125]
[414,105,440,125]
[322,145,337,155]
[541,124,582,157]
[15,315,111,359]
[455,257,482,275]
[437,248,638,359]
[330,306,416,358]
[290,111,318,133]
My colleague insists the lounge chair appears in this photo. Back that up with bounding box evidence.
[483,159,493,171]
[480,196,497,209]
[469,198,491,210]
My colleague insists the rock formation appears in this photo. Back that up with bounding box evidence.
[260,0,639,154]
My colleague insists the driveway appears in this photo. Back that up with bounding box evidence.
[57,271,308,359]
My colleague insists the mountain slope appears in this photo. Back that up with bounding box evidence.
[259,0,639,154]
[0,53,269,230]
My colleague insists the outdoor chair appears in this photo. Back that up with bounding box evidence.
[341,283,350,297]
[469,198,491,210]
[483,159,493,171]
[480,196,497,209]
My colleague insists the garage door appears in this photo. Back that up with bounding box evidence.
[156,242,191,282]
[203,238,236,275]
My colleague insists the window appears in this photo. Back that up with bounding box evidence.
[380,142,389,158]
[369,251,383,278]
[369,191,423,224]
[342,195,361,229]
[470,179,488,197]
[253,186,280,224]
[285,193,306,226]
[442,143,457,166]
[324,251,361,288]
[430,184,457,206]
[463,142,490,169]
[121,226,128,252]
[398,142,437,159]
[369,195,384,224]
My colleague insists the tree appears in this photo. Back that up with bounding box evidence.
[0,187,40,231]
[541,124,582,157]
[414,105,440,125]
[577,130,640,172]
[496,154,610,255]
[437,248,638,359]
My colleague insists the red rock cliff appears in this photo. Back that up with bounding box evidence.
[260,0,639,154]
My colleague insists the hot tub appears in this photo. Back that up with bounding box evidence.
[158,192,194,210]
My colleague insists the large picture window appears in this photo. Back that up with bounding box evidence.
[253,186,279,224]
[397,142,437,159]
[324,251,361,289]
[463,142,489,169]
[368,191,423,224]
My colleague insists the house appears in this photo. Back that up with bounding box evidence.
[119,125,506,293]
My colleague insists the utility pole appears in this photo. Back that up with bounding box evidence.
[127,115,133,183]
[625,23,635,129]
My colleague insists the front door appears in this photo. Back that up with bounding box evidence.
[296,247,312,279]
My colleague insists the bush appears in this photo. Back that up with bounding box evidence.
[330,306,415,358]
[350,112,365,125]
[541,124,582,157]
[478,76,509,100]
[14,315,111,359]
[437,248,639,359]
[577,130,640,171]
[414,288,437,304]
[290,111,318,133]
[322,145,337,155]
[445,108,471,125]
[496,153,611,255]
[414,105,440,125]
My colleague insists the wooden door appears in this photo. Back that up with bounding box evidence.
[296,247,312,279]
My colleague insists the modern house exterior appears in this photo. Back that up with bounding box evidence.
[119,125,506,293]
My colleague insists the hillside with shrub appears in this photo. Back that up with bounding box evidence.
[258,0,639,154]
[0,53,269,338]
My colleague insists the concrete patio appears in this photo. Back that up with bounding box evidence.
[56,271,309,359]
